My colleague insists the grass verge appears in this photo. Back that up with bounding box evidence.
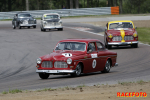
[136,27,150,45]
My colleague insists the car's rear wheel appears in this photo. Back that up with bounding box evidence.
[71,64,82,77]
[101,59,111,73]
[33,26,36,28]
[28,26,30,29]
[39,73,50,79]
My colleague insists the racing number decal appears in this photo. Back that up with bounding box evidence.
[92,59,96,68]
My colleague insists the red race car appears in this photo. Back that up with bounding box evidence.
[104,20,138,49]
[36,39,118,79]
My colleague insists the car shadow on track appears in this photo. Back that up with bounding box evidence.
[43,71,117,80]
[110,45,138,50]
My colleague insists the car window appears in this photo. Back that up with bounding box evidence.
[87,42,96,52]
[96,42,104,50]
[55,42,86,51]
[44,15,58,19]
[109,22,133,29]
[18,14,31,18]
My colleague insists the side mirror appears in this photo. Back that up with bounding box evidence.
[87,49,92,53]
[135,26,137,29]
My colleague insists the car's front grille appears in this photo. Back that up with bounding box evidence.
[47,22,60,26]
[28,20,35,24]
[42,61,53,68]
[54,61,68,68]
[124,36,134,40]
[112,36,122,41]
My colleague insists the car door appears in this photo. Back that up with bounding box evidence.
[96,42,107,71]
[86,42,99,72]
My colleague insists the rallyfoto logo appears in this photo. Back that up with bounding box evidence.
[117,92,147,97]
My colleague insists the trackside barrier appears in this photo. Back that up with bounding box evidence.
[0,7,119,20]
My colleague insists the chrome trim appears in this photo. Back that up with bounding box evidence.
[20,24,36,26]
[108,41,138,45]
[42,61,53,68]
[54,61,68,68]
[36,69,75,73]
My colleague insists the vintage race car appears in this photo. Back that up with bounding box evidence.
[40,13,63,31]
[12,13,37,29]
[104,20,138,49]
[36,39,118,79]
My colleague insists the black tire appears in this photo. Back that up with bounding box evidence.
[58,28,63,31]
[28,26,30,29]
[33,26,36,28]
[131,44,138,48]
[39,73,50,79]
[101,59,111,73]
[107,45,112,49]
[18,23,21,29]
[12,24,16,29]
[71,64,82,77]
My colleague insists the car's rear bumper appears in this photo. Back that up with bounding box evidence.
[108,41,138,45]
[114,63,118,67]
[36,69,75,74]
[20,24,36,26]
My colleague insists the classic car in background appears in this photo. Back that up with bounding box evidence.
[12,13,37,29]
[40,13,63,31]
[36,39,118,79]
[104,20,138,49]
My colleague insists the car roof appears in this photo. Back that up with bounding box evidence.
[59,38,101,43]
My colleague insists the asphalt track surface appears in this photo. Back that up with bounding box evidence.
[0,18,150,92]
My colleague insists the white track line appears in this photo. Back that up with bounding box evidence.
[65,26,150,47]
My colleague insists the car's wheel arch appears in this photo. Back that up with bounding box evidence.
[76,62,84,73]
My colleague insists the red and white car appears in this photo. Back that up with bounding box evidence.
[36,39,118,79]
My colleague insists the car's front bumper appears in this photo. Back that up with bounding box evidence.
[20,24,36,27]
[43,26,63,29]
[108,41,138,45]
[36,69,75,74]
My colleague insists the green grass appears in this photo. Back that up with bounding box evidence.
[8,89,22,94]
[136,27,150,44]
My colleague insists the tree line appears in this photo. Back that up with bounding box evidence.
[0,0,150,14]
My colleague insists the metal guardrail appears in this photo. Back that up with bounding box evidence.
[0,7,111,20]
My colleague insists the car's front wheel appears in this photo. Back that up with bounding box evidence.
[101,59,111,73]
[12,24,16,29]
[39,73,50,79]
[131,44,138,48]
[58,28,63,31]
[71,64,82,77]
[33,26,36,28]
[18,23,21,29]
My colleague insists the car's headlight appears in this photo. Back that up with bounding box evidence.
[133,32,138,37]
[108,34,113,38]
[67,58,72,64]
[37,58,42,64]
[43,21,47,24]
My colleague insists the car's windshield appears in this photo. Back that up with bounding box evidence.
[18,14,31,18]
[44,15,58,19]
[55,42,86,51]
[109,22,133,29]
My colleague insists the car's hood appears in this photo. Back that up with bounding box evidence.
[40,51,85,61]
[44,19,60,22]
[108,28,135,36]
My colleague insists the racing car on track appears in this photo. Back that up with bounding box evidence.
[36,39,118,79]
[12,13,37,29]
[104,20,138,49]
[40,13,63,31]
